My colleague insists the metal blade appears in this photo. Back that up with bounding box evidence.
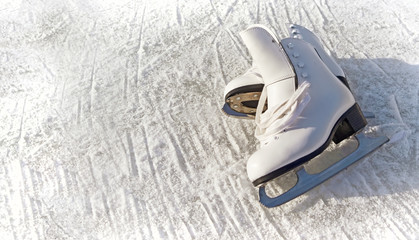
[259,133,389,208]
[363,111,375,118]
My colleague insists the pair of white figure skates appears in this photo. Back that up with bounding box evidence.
[222,24,388,208]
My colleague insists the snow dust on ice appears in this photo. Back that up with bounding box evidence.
[0,0,418,239]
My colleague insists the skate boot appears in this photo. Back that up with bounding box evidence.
[239,25,388,207]
[222,23,348,119]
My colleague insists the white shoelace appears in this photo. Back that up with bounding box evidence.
[255,81,311,146]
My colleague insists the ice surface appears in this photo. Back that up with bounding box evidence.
[0,0,418,239]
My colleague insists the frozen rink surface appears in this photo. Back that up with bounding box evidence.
[0,0,418,239]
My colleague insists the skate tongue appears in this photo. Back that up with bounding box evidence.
[255,81,311,144]
[240,25,296,108]
[266,78,295,108]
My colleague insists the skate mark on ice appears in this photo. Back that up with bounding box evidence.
[3,166,19,239]
[123,62,128,100]
[87,156,98,186]
[363,158,399,198]
[256,0,260,22]
[176,0,183,26]
[341,227,352,240]
[83,189,93,215]
[103,174,123,237]
[300,4,319,34]
[312,1,330,25]
[77,98,81,125]
[48,214,73,238]
[309,2,370,61]
[40,57,55,80]
[352,168,375,196]
[126,131,139,176]
[234,196,266,240]
[60,78,67,109]
[241,197,279,239]
[219,119,254,159]
[17,97,27,147]
[208,0,223,25]
[3,195,18,239]
[149,203,170,239]
[323,0,344,25]
[217,176,268,238]
[386,214,411,240]
[132,197,154,239]
[214,42,227,85]
[209,0,238,26]
[364,59,401,87]
[167,131,192,182]
[121,190,135,235]
[64,168,76,195]
[222,183,263,237]
[259,203,286,238]
[18,187,30,237]
[122,5,145,100]
[210,0,248,62]
[154,109,192,180]
[134,6,147,88]
[54,160,67,195]
[225,0,239,19]
[140,126,179,239]
[180,217,196,239]
[101,191,118,235]
[201,201,221,236]
[267,2,284,35]
[19,159,43,238]
[87,48,98,121]
[379,0,415,37]
[139,45,176,75]
[282,0,293,26]
[29,197,43,239]
[216,196,243,238]
[141,125,154,176]
[309,2,349,55]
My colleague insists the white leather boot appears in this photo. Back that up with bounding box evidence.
[240,25,367,186]
[222,23,349,118]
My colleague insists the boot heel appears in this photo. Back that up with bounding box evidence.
[333,103,367,144]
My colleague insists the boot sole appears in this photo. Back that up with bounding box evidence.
[223,84,264,118]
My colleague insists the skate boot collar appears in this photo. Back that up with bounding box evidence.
[240,25,297,109]
[239,25,295,87]
[223,67,263,98]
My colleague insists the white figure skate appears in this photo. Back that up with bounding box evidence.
[222,24,350,119]
[239,25,388,207]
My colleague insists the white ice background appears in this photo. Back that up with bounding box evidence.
[0,0,418,239]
